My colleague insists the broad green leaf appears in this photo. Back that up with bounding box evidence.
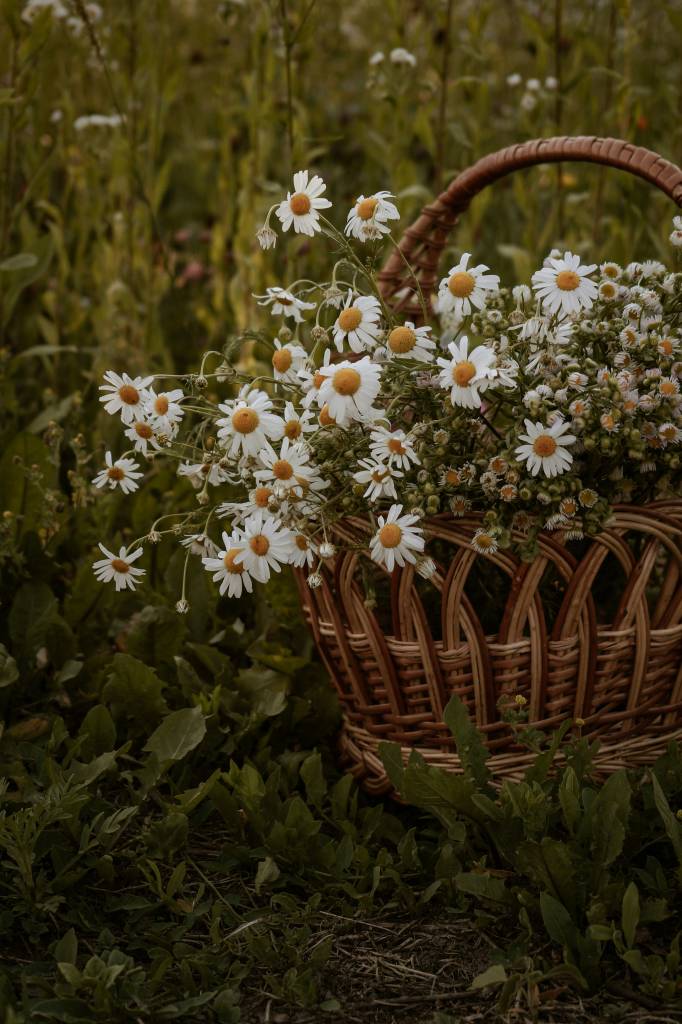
[443,695,492,790]
[456,871,512,905]
[378,740,405,793]
[78,705,116,757]
[144,706,206,765]
[0,644,19,688]
[102,654,167,731]
[0,252,38,271]
[540,892,579,954]
[300,752,326,809]
[53,929,78,965]
[621,881,640,949]
[255,855,280,893]
[651,773,682,866]
[517,838,576,914]
[469,963,507,990]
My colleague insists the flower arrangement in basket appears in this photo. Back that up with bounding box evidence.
[91,136,682,792]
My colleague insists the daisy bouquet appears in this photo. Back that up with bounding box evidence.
[90,177,682,609]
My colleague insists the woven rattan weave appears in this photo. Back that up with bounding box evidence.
[295,136,682,794]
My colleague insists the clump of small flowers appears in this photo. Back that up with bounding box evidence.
[90,177,682,604]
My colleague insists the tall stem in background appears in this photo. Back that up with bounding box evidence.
[592,0,617,248]
[0,33,18,345]
[435,0,454,191]
[279,0,295,176]
[553,0,564,239]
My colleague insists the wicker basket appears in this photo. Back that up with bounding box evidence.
[295,136,682,794]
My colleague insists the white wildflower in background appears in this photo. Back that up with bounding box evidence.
[369,505,424,570]
[92,452,143,494]
[255,287,316,322]
[384,322,436,362]
[345,191,399,241]
[670,215,682,248]
[216,388,284,459]
[124,420,162,454]
[353,458,403,501]
[145,388,185,435]
[532,251,598,315]
[99,371,154,424]
[436,336,497,408]
[177,461,230,488]
[389,47,416,67]
[332,292,383,352]
[515,419,576,477]
[92,544,145,592]
[437,253,500,317]
[275,170,331,236]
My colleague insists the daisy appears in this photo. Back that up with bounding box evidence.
[299,349,332,409]
[317,357,382,426]
[124,419,163,454]
[93,452,143,494]
[449,495,471,515]
[145,388,185,435]
[345,191,399,242]
[369,504,425,571]
[369,426,420,470]
[514,418,576,477]
[660,423,682,445]
[436,253,500,317]
[287,533,317,568]
[92,543,145,592]
[471,529,498,556]
[99,370,154,424]
[659,376,680,399]
[531,252,598,316]
[178,461,230,488]
[271,340,308,383]
[202,529,255,598]
[254,437,318,496]
[384,322,436,362]
[669,215,682,248]
[353,458,403,501]
[436,336,497,409]
[180,533,220,558]
[255,287,316,323]
[282,401,316,440]
[275,170,331,236]
[233,512,292,583]
[332,292,383,353]
[216,388,284,459]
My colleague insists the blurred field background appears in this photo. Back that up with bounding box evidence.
[2,2,682,1021]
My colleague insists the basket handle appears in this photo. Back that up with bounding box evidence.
[377,135,682,322]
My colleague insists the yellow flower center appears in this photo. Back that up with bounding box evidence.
[250,535,270,556]
[601,282,616,298]
[134,422,153,439]
[332,367,362,396]
[284,419,302,439]
[533,434,558,457]
[452,360,477,386]
[338,307,363,333]
[447,271,475,298]
[661,425,677,440]
[660,380,677,395]
[313,370,326,389]
[272,459,293,480]
[253,486,272,507]
[445,469,460,485]
[118,384,140,405]
[319,404,336,426]
[388,438,406,454]
[154,395,169,415]
[659,338,674,356]
[476,533,494,549]
[111,558,130,573]
[388,326,416,353]
[272,348,293,373]
[379,523,402,548]
[289,192,311,215]
[107,466,125,481]
[295,535,309,551]
[232,407,260,434]
[371,469,389,482]
[556,270,580,291]
[357,197,378,220]
[223,549,245,573]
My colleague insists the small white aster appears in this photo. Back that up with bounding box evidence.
[275,170,331,236]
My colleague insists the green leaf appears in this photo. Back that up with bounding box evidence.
[102,654,167,732]
[78,705,116,757]
[143,706,206,765]
[651,772,682,866]
[0,252,38,271]
[621,881,640,949]
[456,871,512,905]
[559,766,581,833]
[518,838,576,914]
[300,752,326,809]
[0,643,19,688]
[126,605,188,670]
[443,695,492,790]
[469,963,508,990]
[255,856,280,893]
[587,770,631,878]
[540,892,579,954]
[54,928,78,965]
[378,740,405,793]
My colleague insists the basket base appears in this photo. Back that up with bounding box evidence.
[337,717,682,796]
